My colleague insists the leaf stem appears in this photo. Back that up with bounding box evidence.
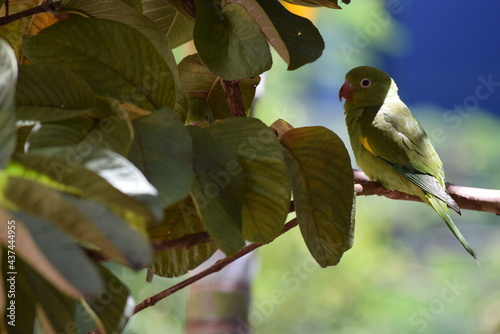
[0,0,62,26]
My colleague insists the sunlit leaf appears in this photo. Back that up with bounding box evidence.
[193,0,272,80]
[22,16,175,111]
[129,109,193,208]
[178,54,260,120]
[0,38,17,169]
[280,126,355,267]
[16,64,96,122]
[149,198,217,277]
[187,126,245,255]
[207,118,291,242]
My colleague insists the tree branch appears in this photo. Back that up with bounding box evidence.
[220,79,246,117]
[353,169,500,215]
[0,0,62,26]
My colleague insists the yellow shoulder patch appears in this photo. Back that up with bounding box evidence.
[361,136,376,155]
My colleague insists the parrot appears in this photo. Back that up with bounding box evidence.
[339,65,478,262]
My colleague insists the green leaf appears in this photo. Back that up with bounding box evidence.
[149,199,217,277]
[254,0,324,70]
[178,54,260,120]
[141,0,194,48]
[187,126,245,255]
[281,0,344,9]
[80,265,134,334]
[193,0,272,80]
[5,177,127,263]
[62,195,153,268]
[22,16,175,111]
[0,38,17,169]
[280,127,355,267]
[129,109,193,208]
[206,118,291,242]
[26,115,133,157]
[13,211,104,296]
[60,0,188,118]
[16,64,96,122]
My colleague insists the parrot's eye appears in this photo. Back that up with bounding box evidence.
[360,78,372,88]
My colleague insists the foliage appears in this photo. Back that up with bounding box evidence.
[0,0,353,332]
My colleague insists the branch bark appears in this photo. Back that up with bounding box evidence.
[0,0,62,26]
[353,169,500,215]
[220,79,246,117]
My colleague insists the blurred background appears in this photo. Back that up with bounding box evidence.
[111,0,500,333]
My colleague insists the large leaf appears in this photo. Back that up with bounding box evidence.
[59,0,188,118]
[178,54,260,120]
[0,38,17,169]
[78,265,134,334]
[187,126,245,255]
[141,0,194,48]
[5,177,128,263]
[26,114,133,157]
[193,0,272,80]
[206,118,291,242]
[129,109,193,208]
[150,198,217,277]
[16,64,96,122]
[254,0,324,70]
[281,0,343,9]
[12,211,104,296]
[22,16,176,111]
[280,126,355,267]
[10,154,157,225]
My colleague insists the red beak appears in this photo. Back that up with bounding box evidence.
[339,81,354,101]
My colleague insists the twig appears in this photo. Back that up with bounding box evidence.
[220,79,246,117]
[0,0,62,26]
[353,169,500,215]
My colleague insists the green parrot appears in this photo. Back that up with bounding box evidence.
[339,65,478,262]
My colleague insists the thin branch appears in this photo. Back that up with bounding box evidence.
[220,79,246,117]
[0,0,62,26]
[353,169,500,215]
[134,218,298,314]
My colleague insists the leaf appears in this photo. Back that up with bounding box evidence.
[26,115,133,157]
[16,64,96,122]
[80,264,134,334]
[280,126,355,267]
[281,0,344,9]
[0,38,17,169]
[129,109,193,208]
[0,0,38,62]
[5,177,128,263]
[178,53,260,120]
[62,195,153,268]
[187,126,245,255]
[193,0,272,80]
[60,0,188,118]
[149,198,217,277]
[22,16,175,111]
[254,0,324,70]
[12,211,105,296]
[141,0,194,48]
[10,154,157,224]
[206,118,291,242]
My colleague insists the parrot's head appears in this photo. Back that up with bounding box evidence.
[339,66,396,110]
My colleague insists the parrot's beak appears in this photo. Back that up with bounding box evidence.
[339,81,354,101]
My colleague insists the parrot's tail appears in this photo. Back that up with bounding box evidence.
[425,195,479,264]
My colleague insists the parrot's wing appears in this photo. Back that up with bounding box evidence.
[359,103,460,213]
